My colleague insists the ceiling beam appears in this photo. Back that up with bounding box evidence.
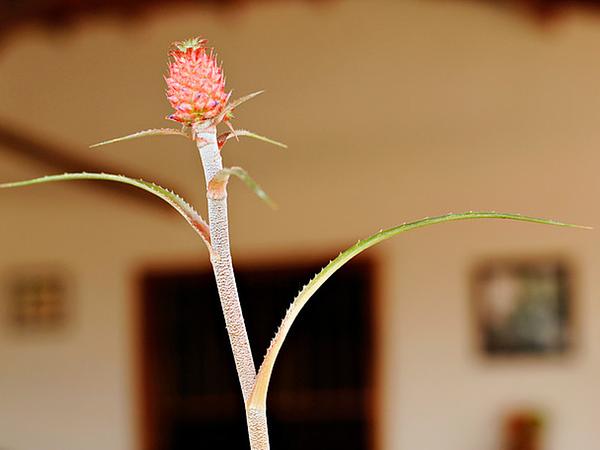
[0,119,174,213]
[0,0,244,38]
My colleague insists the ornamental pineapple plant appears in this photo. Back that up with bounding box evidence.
[0,37,586,450]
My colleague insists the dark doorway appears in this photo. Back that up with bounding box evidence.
[138,258,375,450]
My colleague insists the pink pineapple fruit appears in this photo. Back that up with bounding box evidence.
[165,37,231,124]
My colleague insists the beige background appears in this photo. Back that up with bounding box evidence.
[0,1,599,449]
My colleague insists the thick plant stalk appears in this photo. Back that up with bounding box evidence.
[194,122,256,398]
[194,122,270,450]
[246,407,270,450]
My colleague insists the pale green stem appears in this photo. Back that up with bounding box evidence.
[193,122,270,450]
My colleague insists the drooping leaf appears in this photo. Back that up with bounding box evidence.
[248,211,588,410]
[90,128,189,148]
[218,129,287,150]
[210,166,276,209]
[0,173,212,253]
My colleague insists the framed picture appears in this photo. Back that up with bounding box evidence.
[3,265,70,334]
[472,257,572,357]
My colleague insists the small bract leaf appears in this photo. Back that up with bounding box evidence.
[218,129,287,149]
[212,90,265,125]
[211,166,276,209]
[90,128,189,148]
[248,211,588,411]
[0,173,212,254]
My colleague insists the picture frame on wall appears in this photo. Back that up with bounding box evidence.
[471,257,573,357]
[2,265,71,334]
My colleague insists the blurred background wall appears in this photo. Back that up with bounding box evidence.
[0,1,599,449]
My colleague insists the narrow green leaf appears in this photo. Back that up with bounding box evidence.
[248,211,588,410]
[90,128,189,148]
[212,166,276,209]
[0,173,212,253]
[213,90,265,124]
[219,129,287,149]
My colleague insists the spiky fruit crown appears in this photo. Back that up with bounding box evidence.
[165,37,231,124]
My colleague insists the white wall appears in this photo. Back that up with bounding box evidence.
[0,1,599,449]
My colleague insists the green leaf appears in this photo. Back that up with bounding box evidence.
[0,173,212,253]
[213,90,265,124]
[218,129,287,149]
[248,211,588,410]
[90,128,189,148]
[211,166,276,209]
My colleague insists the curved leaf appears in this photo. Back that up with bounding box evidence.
[210,166,276,209]
[90,128,189,148]
[248,211,588,410]
[0,173,212,253]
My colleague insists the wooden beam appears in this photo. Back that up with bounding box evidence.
[0,0,241,38]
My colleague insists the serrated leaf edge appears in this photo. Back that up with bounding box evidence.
[0,172,213,255]
[90,128,190,148]
[247,211,588,410]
